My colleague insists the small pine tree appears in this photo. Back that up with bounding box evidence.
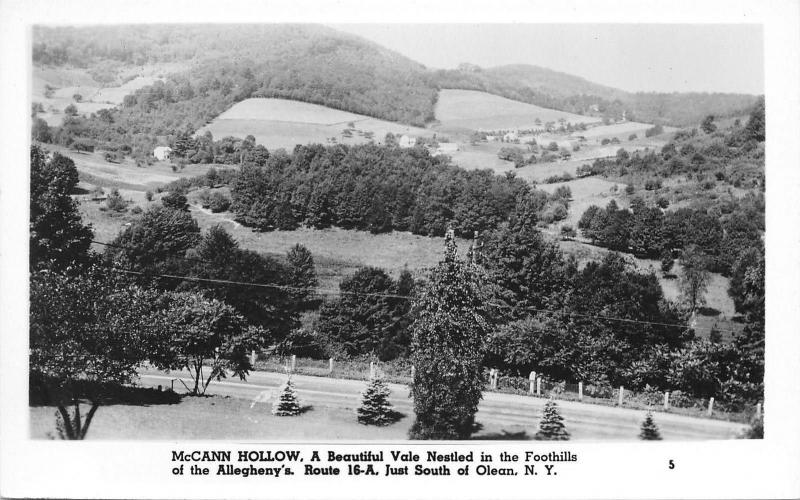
[357,377,394,426]
[535,400,570,440]
[639,411,662,440]
[272,377,302,416]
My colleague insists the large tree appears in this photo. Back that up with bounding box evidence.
[317,266,413,360]
[104,204,200,274]
[409,232,493,439]
[149,292,265,395]
[30,146,93,271]
[678,245,711,315]
[30,268,164,439]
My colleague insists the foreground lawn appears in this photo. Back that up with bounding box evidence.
[30,395,413,441]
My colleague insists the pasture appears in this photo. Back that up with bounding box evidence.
[198,98,434,151]
[434,89,601,130]
[538,176,623,227]
[32,65,173,126]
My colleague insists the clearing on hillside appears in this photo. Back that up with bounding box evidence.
[198,98,434,151]
[434,89,602,130]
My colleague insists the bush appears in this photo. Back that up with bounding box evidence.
[628,134,638,141]
[625,184,635,195]
[357,377,395,426]
[560,225,577,239]
[534,400,570,440]
[145,190,153,202]
[105,189,128,212]
[208,192,231,213]
[162,191,189,211]
[639,411,662,440]
[272,377,302,416]
[130,206,143,215]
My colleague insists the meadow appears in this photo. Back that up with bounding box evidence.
[434,89,601,130]
[32,64,179,126]
[197,98,434,151]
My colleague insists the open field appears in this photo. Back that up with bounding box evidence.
[30,369,747,440]
[434,89,601,130]
[33,64,176,126]
[47,145,216,191]
[539,176,622,227]
[198,98,434,151]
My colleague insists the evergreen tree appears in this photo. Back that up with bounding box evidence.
[272,377,302,416]
[639,411,662,440]
[287,243,318,309]
[409,231,493,440]
[534,400,570,441]
[30,146,93,272]
[357,377,394,426]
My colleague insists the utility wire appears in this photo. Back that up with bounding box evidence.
[100,263,737,334]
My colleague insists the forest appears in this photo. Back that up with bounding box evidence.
[576,99,765,277]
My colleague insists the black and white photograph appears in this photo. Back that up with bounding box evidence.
[2,0,799,498]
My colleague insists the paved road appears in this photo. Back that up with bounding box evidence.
[138,368,746,441]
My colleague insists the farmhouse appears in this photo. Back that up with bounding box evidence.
[153,146,173,161]
[399,135,417,148]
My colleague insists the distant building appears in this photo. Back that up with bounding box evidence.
[153,146,172,161]
[399,135,417,148]
[486,135,498,142]
[503,132,518,142]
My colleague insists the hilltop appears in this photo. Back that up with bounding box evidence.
[33,24,759,158]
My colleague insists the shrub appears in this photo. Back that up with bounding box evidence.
[208,192,231,213]
[534,400,570,440]
[629,134,638,141]
[145,190,153,202]
[130,206,143,215]
[105,189,128,212]
[625,184,635,195]
[560,225,577,239]
[162,191,189,211]
[656,196,670,209]
[639,412,662,440]
[272,377,302,416]
[357,377,395,426]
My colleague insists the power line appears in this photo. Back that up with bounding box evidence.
[99,264,736,334]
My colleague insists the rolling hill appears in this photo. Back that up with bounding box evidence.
[33,24,760,157]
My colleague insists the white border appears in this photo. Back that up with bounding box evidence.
[1,0,799,498]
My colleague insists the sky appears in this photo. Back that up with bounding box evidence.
[331,24,764,95]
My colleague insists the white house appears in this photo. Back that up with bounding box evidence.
[503,132,519,142]
[153,146,173,161]
[399,135,417,148]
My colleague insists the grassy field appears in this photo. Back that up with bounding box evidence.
[434,89,601,130]
[539,176,622,227]
[32,64,179,126]
[29,395,413,441]
[198,98,434,151]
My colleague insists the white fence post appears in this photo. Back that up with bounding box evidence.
[328,358,334,374]
[369,361,375,379]
[664,391,670,410]
[618,386,625,406]
[291,354,296,372]
[756,402,762,419]
[250,350,257,367]
[528,371,536,395]
[707,397,714,416]
[578,381,583,401]
[411,365,415,380]
[536,378,542,396]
